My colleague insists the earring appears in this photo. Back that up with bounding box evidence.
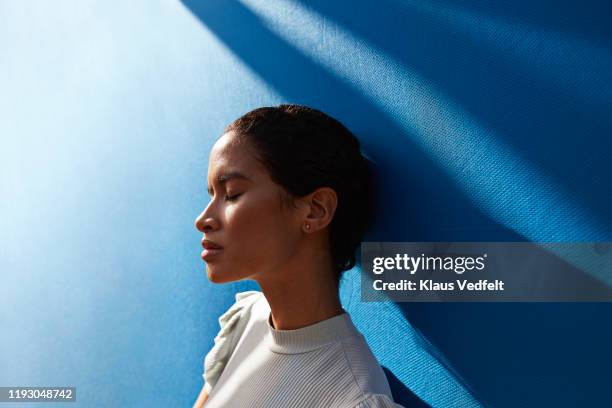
[305,224,311,231]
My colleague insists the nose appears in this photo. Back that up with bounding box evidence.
[195,202,219,233]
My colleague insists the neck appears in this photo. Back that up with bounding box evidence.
[256,258,343,331]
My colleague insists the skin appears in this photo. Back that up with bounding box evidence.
[192,131,344,407]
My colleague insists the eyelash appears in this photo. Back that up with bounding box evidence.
[224,193,241,202]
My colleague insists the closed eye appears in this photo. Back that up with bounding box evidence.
[224,193,242,202]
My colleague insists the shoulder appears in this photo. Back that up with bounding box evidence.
[202,290,264,393]
[217,290,263,330]
[337,334,395,399]
[211,290,263,345]
[350,393,405,408]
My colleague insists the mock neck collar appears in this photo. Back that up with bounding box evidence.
[264,306,361,354]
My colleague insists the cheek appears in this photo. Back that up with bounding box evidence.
[226,200,299,264]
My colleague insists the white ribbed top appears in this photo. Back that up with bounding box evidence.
[202,291,404,408]
[266,307,358,353]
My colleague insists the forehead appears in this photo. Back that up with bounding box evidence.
[207,131,263,181]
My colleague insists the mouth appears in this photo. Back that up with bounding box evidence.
[201,238,224,261]
[201,238,223,249]
[201,247,223,261]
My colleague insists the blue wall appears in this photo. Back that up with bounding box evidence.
[1,1,610,407]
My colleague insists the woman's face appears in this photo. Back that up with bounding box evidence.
[195,131,303,283]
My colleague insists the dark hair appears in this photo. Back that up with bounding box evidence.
[223,104,377,287]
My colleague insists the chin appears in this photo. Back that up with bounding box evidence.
[206,265,242,284]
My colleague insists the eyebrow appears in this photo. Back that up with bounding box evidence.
[207,171,252,196]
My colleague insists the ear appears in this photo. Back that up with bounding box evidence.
[299,187,338,233]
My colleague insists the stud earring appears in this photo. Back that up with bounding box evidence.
[305,224,311,231]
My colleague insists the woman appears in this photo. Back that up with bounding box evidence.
[193,105,403,407]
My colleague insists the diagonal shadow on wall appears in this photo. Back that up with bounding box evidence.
[301,0,612,237]
[427,0,612,50]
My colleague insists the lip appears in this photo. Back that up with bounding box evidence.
[201,238,224,262]
[201,238,223,250]
[201,247,223,261]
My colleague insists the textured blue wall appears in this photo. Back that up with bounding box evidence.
[1,1,610,407]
